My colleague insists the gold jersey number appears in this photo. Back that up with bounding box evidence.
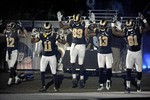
[72,28,83,38]
[99,36,108,46]
[44,41,52,51]
[127,35,138,46]
[7,37,15,47]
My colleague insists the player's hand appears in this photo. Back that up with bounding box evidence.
[115,21,122,31]
[57,11,63,21]
[89,12,95,24]
[112,15,117,23]
[18,20,22,27]
[85,19,90,28]
[138,12,144,20]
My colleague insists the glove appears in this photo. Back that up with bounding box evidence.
[138,12,147,23]
[18,20,22,27]
[89,12,95,23]
[84,19,90,28]
[57,11,63,21]
[112,15,117,23]
[115,21,122,31]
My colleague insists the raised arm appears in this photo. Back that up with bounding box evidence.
[111,22,125,37]
[0,31,5,37]
[19,27,28,38]
[140,19,150,34]
[57,11,70,30]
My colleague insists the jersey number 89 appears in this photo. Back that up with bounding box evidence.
[72,28,83,38]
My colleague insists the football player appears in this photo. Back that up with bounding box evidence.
[93,19,113,91]
[57,11,89,88]
[0,21,27,86]
[111,13,150,93]
[31,22,65,92]
[56,28,70,72]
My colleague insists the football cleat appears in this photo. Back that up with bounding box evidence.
[124,87,130,93]
[7,78,13,86]
[97,84,104,91]
[15,76,21,85]
[53,87,59,92]
[39,86,46,92]
[137,84,141,92]
[72,79,78,88]
[106,81,111,90]
[79,80,85,88]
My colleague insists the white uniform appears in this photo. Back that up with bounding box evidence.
[6,50,18,68]
[126,50,142,72]
[70,43,86,65]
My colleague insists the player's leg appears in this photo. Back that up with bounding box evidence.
[125,50,134,93]
[11,50,20,85]
[70,43,78,88]
[49,55,59,92]
[106,53,113,90]
[39,55,48,92]
[97,53,105,91]
[135,50,142,92]
[6,51,13,85]
[111,47,121,72]
[78,44,86,88]
[57,47,65,72]
[7,50,19,85]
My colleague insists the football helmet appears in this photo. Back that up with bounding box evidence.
[99,19,107,31]
[125,19,135,29]
[73,14,82,25]
[31,28,38,37]
[43,22,52,33]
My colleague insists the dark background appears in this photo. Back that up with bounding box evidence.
[0,0,150,20]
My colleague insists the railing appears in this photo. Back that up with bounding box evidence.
[0,10,142,30]
[88,10,143,27]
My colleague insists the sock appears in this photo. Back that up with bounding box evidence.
[80,75,84,80]
[99,68,104,84]
[107,68,112,81]
[41,72,45,86]
[137,72,142,80]
[53,74,58,88]
[71,63,76,74]
[10,67,15,78]
[72,74,76,79]
[79,65,84,76]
